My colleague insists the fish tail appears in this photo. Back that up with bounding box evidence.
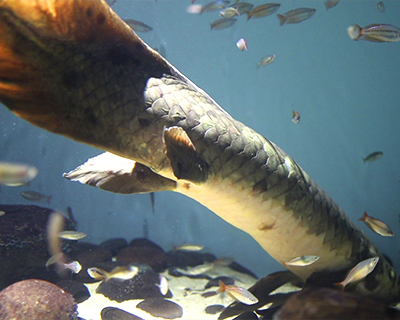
[277,14,286,26]
[358,211,368,221]
[246,11,252,20]
[333,282,345,292]
[216,280,226,293]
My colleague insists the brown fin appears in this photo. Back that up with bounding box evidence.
[163,126,210,184]
[63,152,176,194]
[0,0,171,153]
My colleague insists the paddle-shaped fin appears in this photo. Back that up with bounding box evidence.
[163,126,210,183]
[63,152,176,194]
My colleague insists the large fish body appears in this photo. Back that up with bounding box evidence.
[0,0,398,303]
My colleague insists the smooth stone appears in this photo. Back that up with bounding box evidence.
[136,298,183,319]
[100,238,128,257]
[97,266,172,302]
[205,304,225,314]
[101,306,144,320]
[116,245,166,272]
[0,279,77,320]
[56,279,90,303]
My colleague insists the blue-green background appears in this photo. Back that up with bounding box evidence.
[1,0,399,277]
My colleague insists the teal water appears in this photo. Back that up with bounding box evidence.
[0,0,399,278]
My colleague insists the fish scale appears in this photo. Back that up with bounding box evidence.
[0,0,398,303]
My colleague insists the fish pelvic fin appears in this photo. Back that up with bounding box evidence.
[63,152,176,194]
[163,126,210,184]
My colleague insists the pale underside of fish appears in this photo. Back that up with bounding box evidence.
[0,0,398,303]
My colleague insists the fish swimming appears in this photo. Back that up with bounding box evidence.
[0,0,398,303]
[217,280,259,305]
[58,230,87,240]
[363,151,383,163]
[20,190,52,203]
[0,162,38,186]
[348,24,400,42]
[284,255,319,267]
[359,212,394,237]
[87,265,139,282]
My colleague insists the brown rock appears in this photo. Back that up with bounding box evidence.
[0,279,77,320]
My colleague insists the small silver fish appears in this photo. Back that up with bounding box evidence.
[377,2,385,13]
[324,0,340,10]
[277,8,316,26]
[124,19,153,33]
[246,3,280,20]
[348,24,400,42]
[334,257,379,290]
[201,0,230,14]
[157,275,169,295]
[359,212,394,237]
[0,162,38,186]
[174,243,204,251]
[217,280,258,305]
[0,210,5,216]
[58,230,87,240]
[292,110,301,124]
[211,18,237,30]
[363,151,383,163]
[20,190,52,203]
[236,38,247,51]
[284,255,319,266]
[231,2,254,15]
[45,253,82,274]
[87,265,139,282]
[219,7,239,18]
[257,55,276,69]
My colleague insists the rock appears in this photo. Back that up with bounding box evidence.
[116,244,166,272]
[205,304,225,314]
[56,279,90,303]
[100,238,128,256]
[96,265,172,302]
[0,205,75,290]
[166,250,216,269]
[101,306,144,320]
[274,287,400,320]
[0,279,77,320]
[136,298,183,319]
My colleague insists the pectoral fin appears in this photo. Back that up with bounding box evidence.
[163,126,210,184]
[63,152,176,194]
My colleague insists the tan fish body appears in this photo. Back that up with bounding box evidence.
[348,24,400,42]
[58,230,87,240]
[359,212,394,237]
[20,190,52,203]
[210,18,237,30]
[219,7,239,18]
[324,0,340,10]
[217,280,258,305]
[277,8,316,26]
[284,255,319,267]
[201,0,230,14]
[0,162,38,186]
[174,243,204,251]
[246,3,280,20]
[257,55,276,69]
[334,257,380,291]
[363,151,383,163]
[231,2,254,15]
[87,265,139,282]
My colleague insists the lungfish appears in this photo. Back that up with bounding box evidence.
[0,0,398,303]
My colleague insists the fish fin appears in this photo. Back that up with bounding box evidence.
[277,14,286,26]
[217,280,226,293]
[333,282,345,291]
[246,11,252,20]
[359,211,368,221]
[163,126,210,184]
[63,152,176,194]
